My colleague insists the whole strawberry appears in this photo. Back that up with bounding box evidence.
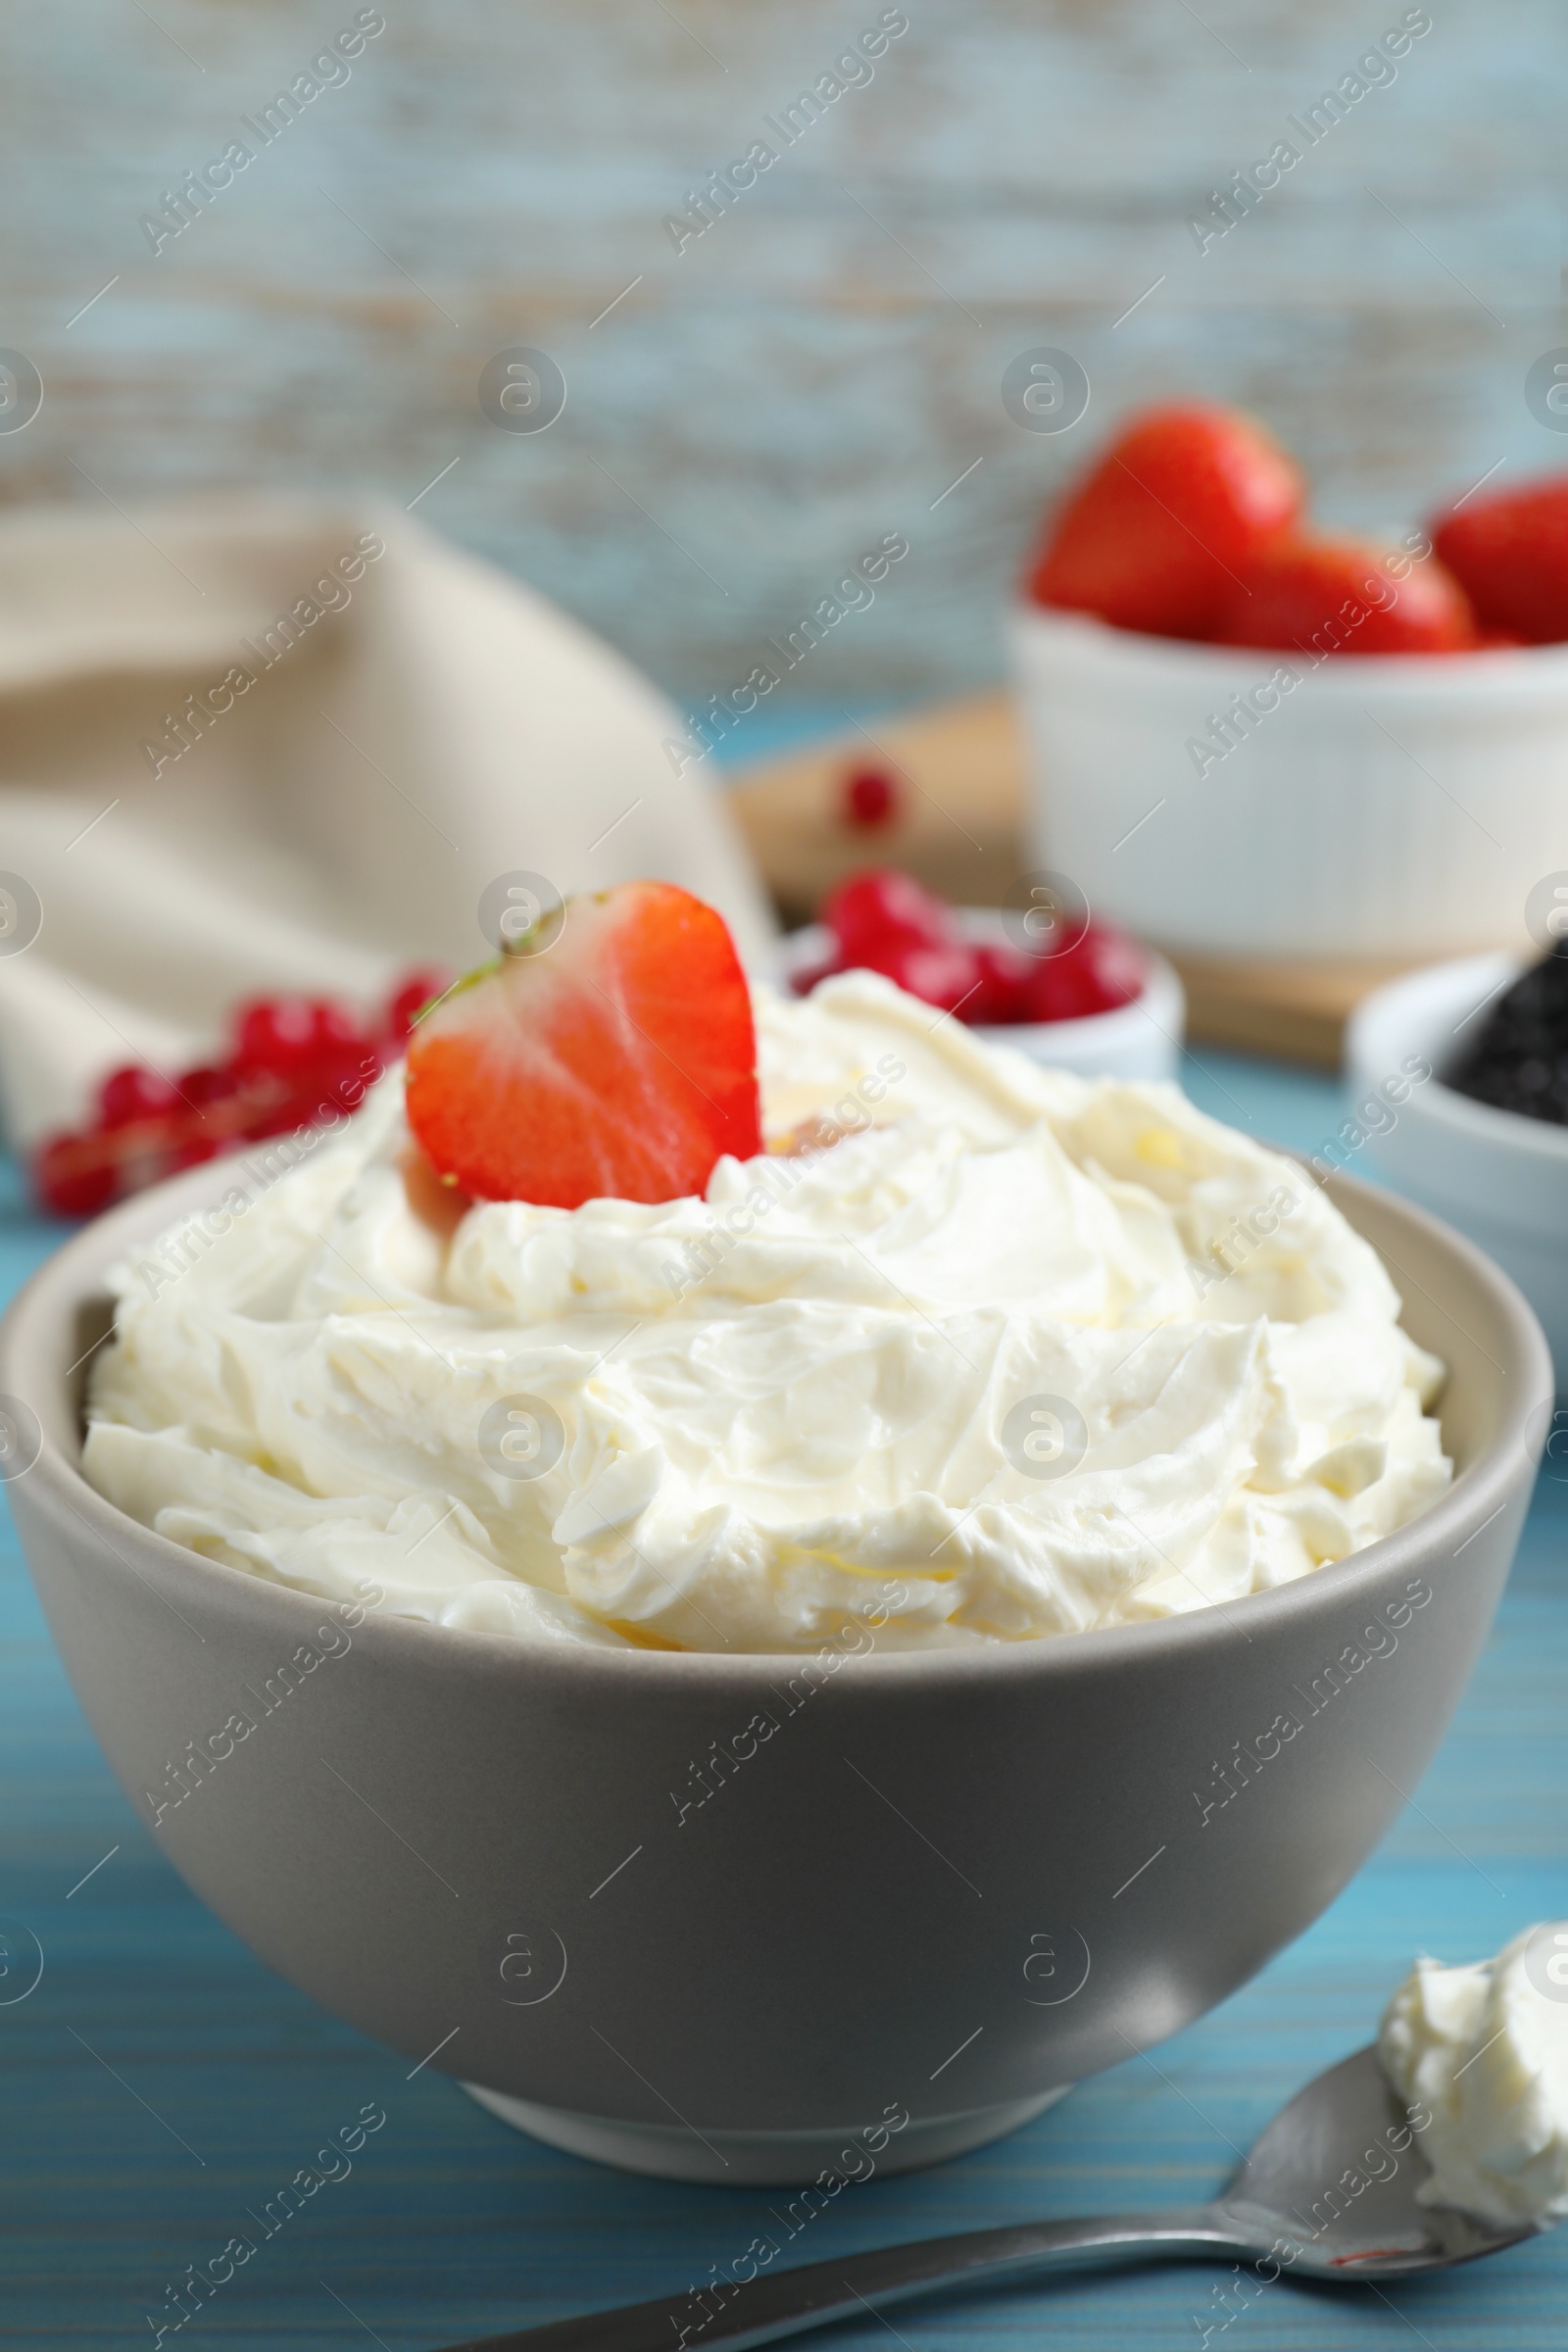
[1430,476,1568,645]
[1026,402,1304,641]
[1213,534,1477,656]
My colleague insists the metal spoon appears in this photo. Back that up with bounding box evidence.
[443,2046,1540,2352]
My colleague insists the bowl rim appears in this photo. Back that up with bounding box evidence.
[1008,599,1568,698]
[1348,950,1568,1164]
[0,1147,1548,1691]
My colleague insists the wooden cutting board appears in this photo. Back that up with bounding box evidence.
[726,690,1423,1069]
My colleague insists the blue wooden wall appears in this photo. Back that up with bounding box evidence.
[1,0,1556,723]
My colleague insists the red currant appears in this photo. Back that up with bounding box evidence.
[1019,925,1145,1023]
[33,1132,122,1218]
[967,943,1035,1025]
[308,999,367,1054]
[98,1065,182,1127]
[291,1046,382,1127]
[385,967,451,1041]
[1084,926,1145,1010]
[874,941,983,1014]
[232,995,367,1074]
[841,766,900,830]
[179,1063,244,1108]
[233,997,316,1071]
[822,868,955,964]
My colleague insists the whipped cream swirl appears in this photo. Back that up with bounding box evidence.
[84,973,1450,1652]
[1381,1923,1568,2228]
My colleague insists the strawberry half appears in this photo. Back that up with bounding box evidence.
[405,882,760,1206]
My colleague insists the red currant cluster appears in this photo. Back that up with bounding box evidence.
[33,969,449,1218]
[794,868,1145,1026]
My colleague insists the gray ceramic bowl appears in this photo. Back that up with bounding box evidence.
[0,1157,1549,2184]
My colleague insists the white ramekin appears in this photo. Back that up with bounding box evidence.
[1347,951,1568,1388]
[775,911,1185,1084]
[1010,605,1568,958]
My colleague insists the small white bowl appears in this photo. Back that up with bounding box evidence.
[1347,951,1568,1387]
[1010,603,1568,959]
[775,909,1185,1084]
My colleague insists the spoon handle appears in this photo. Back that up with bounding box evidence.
[445,2208,1243,2352]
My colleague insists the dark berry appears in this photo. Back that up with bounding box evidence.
[1448,943,1568,1127]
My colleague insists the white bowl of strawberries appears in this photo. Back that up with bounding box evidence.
[1011,403,1568,960]
[778,868,1184,1084]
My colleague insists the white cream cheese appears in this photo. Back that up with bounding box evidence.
[83,972,1451,1652]
[1380,1923,1568,2228]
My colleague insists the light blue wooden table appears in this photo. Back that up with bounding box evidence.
[2,1049,1566,2350]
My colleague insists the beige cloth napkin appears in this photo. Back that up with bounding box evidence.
[0,496,773,1150]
